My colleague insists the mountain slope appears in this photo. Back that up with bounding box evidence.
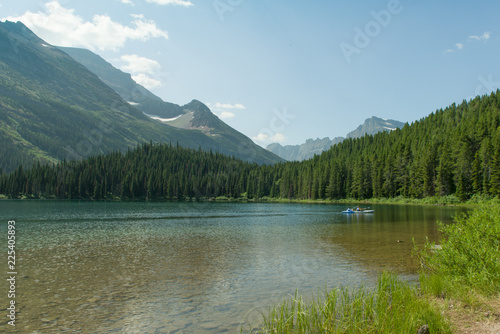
[346,116,405,139]
[5,91,500,201]
[267,137,344,162]
[267,117,405,161]
[0,21,281,172]
[0,21,160,172]
[59,46,283,164]
[59,47,183,119]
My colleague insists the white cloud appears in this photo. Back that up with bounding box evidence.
[445,32,492,54]
[468,31,491,42]
[146,0,193,6]
[216,103,245,110]
[271,133,286,143]
[219,111,235,119]
[253,133,269,142]
[209,102,246,111]
[252,132,286,143]
[2,1,168,51]
[118,54,163,89]
[121,0,134,5]
[120,54,161,74]
[132,73,162,89]
[445,42,464,53]
[207,102,246,119]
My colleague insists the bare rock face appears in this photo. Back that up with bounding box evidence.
[266,116,405,161]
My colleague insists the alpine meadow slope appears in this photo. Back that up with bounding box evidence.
[0,21,282,173]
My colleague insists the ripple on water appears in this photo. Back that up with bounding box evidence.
[0,201,465,333]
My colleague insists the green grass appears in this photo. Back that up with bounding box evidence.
[243,202,500,333]
[417,201,500,298]
[227,195,497,207]
[242,273,451,334]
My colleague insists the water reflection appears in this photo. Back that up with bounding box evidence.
[0,201,464,333]
[324,205,467,275]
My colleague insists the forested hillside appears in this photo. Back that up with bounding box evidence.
[1,91,499,201]
[0,21,282,173]
[296,90,500,201]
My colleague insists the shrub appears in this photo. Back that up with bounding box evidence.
[418,202,500,295]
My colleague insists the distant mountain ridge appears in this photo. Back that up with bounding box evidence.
[267,117,405,161]
[346,116,405,138]
[267,137,344,162]
[0,21,282,173]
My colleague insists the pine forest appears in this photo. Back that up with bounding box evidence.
[2,91,500,202]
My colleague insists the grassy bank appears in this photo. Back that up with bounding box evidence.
[417,201,500,297]
[242,202,500,333]
[242,273,452,334]
[212,194,498,207]
[2,192,497,208]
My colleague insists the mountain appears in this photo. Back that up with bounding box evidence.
[346,116,405,139]
[5,91,500,201]
[0,21,282,173]
[267,137,344,162]
[58,46,283,163]
[59,47,183,119]
[267,116,405,161]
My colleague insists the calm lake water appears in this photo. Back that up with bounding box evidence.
[0,201,466,333]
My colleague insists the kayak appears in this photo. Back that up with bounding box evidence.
[342,209,374,214]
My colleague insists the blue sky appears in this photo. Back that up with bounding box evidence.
[2,0,499,146]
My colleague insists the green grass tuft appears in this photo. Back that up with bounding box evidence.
[244,203,500,333]
[242,273,451,334]
[417,201,500,297]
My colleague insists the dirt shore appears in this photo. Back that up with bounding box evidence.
[435,296,500,333]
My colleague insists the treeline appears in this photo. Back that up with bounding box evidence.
[1,91,500,201]
[291,90,500,201]
[0,144,261,200]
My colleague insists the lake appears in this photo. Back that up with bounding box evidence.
[0,201,466,333]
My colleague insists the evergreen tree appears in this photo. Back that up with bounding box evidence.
[2,91,500,202]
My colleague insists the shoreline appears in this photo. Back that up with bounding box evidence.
[245,203,500,333]
[0,194,494,208]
